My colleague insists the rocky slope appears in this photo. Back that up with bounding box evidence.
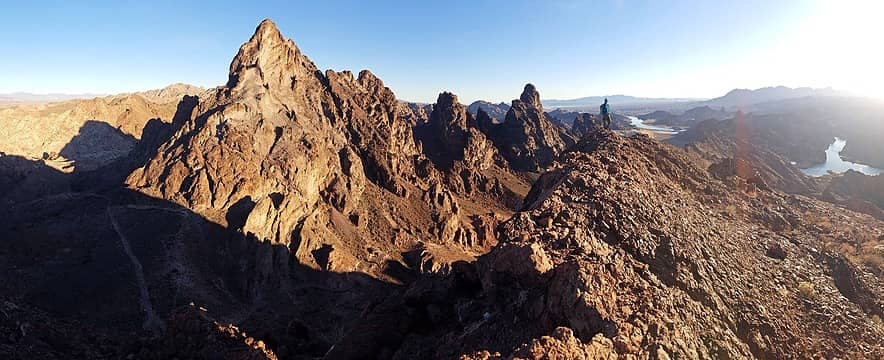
[668,113,833,168]
[670,113,825,194]
[0,84,203,171]
[570,113,603,138]
[820,170,884,221]
[334,131,884,358]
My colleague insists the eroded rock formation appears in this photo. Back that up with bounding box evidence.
[479,84,574,171]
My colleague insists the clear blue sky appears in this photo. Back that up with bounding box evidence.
[1,0,881,102]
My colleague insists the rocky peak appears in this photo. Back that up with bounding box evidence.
[478,83,573,171]
[226,18,318,92]
[519,83,542,111]
[416,92,476,169]
[431,92,470,131]
[127,19,497,288]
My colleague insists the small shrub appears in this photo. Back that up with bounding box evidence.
[797,281,816,298]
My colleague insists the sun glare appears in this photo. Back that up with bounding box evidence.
[791,0,884,98]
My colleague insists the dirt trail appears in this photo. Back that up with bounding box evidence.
[106,206,164,333]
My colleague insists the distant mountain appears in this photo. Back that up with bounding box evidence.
[701,86,844,108]
[542,95,700,109]
[467,100,510,121]
[0,84,208,106]
[639,105,732,126]
[0,92,106,105]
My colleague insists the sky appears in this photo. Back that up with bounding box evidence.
[1,0,882,103]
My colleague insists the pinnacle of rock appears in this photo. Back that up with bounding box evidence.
[254,18,284,43]
[519,83,542,110]
[226,18,315,90]
[436,92,459,110]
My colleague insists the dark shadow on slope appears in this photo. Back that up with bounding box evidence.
[58,120,138,172]
[69,95,199,192]
[0,98,408,359]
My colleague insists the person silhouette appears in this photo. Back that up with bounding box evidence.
[599,98,612,130]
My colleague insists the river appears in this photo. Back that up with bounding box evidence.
[627,116,682,135]
[800,137,882,177]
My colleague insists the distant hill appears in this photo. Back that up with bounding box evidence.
[701,86,844,108]
[542,95,700,109]
[639,105,732,126]
[0,92,106,105]
[467,100,510,120]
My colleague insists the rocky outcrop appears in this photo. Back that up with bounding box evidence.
[475,107,498,134]
[479,84,574,171]
[570,112,602,138]
[399,101,432,125]
[416,92,496,171]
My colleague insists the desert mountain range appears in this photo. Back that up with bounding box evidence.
[1,19,882,359]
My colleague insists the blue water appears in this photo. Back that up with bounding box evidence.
[627,116,682,135]
[800,138,882,177]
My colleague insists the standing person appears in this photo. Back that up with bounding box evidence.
[600,98,612,130]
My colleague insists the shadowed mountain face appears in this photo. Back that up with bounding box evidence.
[0,152,395,359]
[2,18,884,360]
[58,120,137,171]
[702,86,842,109]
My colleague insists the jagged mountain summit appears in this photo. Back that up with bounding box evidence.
[127,19,512,281]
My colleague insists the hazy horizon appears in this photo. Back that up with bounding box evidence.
[1,0,882,103]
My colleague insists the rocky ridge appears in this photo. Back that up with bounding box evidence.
[334,131,884,358]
